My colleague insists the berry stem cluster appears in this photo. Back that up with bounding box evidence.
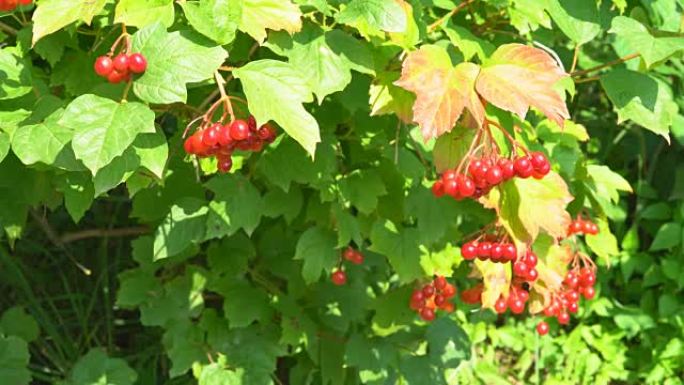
[331,247,365,286]
[409,276,457,322]
[93,28,147,85]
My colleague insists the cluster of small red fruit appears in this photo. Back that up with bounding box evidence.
[536,267,596,335]
[431,152,551,200]
[331,247,365,286]
[0,0,31,11]
[183,117,277,173]
[493,284,531,315]
[94,53,147,84]
[567,218,599,236]
[409,276,457,322]
[462,239,539,282]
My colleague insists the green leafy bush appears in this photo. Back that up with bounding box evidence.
[0,0,683,384]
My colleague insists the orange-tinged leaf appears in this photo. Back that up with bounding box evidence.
[476,44,570,126]
[528,244,572,314]
[473,260,511,309]
[395,45,485,140]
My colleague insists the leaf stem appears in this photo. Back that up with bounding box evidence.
[0,21,17,35]
[574,75,600,84]
[427,0,476,32]
[570,44,581,73]
[570,52,640,77]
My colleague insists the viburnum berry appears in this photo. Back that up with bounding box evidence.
[494,297,508,314]
[217,156,232,173]
[568,217,599,236]
[113,53,129,72]
[460,285,483,304]
[342,247,364,265]
[94,56,114,77]
[230,120,250,141]
[420,307,436,322]
[128,53,148,74]
[536,321,549,335]
[409,277,456,322]
[557,311,570,325]
[331,270,347,286]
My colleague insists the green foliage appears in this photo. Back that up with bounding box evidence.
[0,1,683,385]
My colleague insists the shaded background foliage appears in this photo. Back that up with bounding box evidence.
[0,0,683,384]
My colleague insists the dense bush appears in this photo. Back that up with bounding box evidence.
[0,0,683,384]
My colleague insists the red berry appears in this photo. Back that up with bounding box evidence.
[503,244,517,262]
[217,124,233,147]
[247,115,257,132]
[544,304,558,317]
[494,297,507,314]
[440,301,455,312]
[485,166,503,185]
[509,297,525,314]
[217,156,232,173]
[460,286,482,304]
[564,271,579,289]
[587,222,599,235]
[461,241,477,260]
[443,178,459,197]
[500,159,515,180]
[477,242,492,259]
[527,268,538,281]
[411,290,425,303]
[514,156,533,178]
[431,180,445,197]
[343,247,356,262]
[570,220,584,234]
[107,69,128,84]
[581,286,596,299]
[183,136,195,154]
[468,160,483,177]
[434,276,447,291]
[567,301,579,313]
[565,290,580,303]
[536,321,549,335]
[513,261,529,277]
[229,120,250,141]
[257,124,276,142]
[491,243,504,262]
[525,251,538,267]
[422,285,436,298]
[434,294,446,307]
[557,311,570,325]
[529,152,547,169]
[331,270,347,286]
[458,176,476,197]
[409,298,425,311]
[582,220,594,235]
[535,161,551,176]
[580,269,596,287]
[517,288,529,302]
[128,53,147,74]
[113,54,129,72]
[94,56,114,77]
[442,169,458,181]
[351,251,364,265]
[420,307,436,321]
[473,164,488,181]
[442,283,456,298]
[203,123,222,147]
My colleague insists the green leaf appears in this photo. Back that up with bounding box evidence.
[332,204,362,248]
[11,108,74,168]
[545,0,601,45]
[61,172,95,223]
[140,268,207,327]
[601,69,677,142]
[0,47,32,100]
[131,23,228,104]
[198,364,243,385]
[115,0,175,28]
[92,148,139,196]
[649,222,682,251]
[406,187,458,245]
[339,169,387,215]
[205,174,264,238]
[586,220,620,262]
[58,95,156,175]
[263,185,303,223]
[132,130,168,179]
[507,0,551,34]
[239,0,303,43]
[321,334,346,385]
[116,268,157,308]
[0,132,10,164]
[294,226,338,284]
[369,220,424,283]
[610,16,684,67]
[180,0,242,45]
[268,25,374,103]
[336,0,407,36]
[215,279,272,328]
[586,164,632,203]
[153,198,208,261]
[234,60,320,156]
[0,307,39,342]
[163,319,207,376]
[369,72,415,123]
[443,23,495,61]
[31,0,106,45]
[425,317,470,367]
[0,336,30,385]
[69,349,137,385]
[432,125,476,172]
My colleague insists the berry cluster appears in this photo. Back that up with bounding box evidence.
[536,267,596,334]
[94,53,147,84]
[409,276,457,321]
[432,152,551,199]
[493,284,530,314]
[567,217,599,236]
[461,239,517,263]
[512,249,539,282]
[184,117,277,173]
[331,247,365,286]
[460,284,483,304]
[0,0,31,11]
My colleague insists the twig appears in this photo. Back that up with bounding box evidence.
[571,53,640,77]
[214,71,235,122]
[570,44,581,73]
[29,210,92,275]
[60,227,150,244]
[427,0,476,32]
[574,75,600,84]
[0,21,18,35]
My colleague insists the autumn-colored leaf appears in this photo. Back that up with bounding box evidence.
[473,259,510,309]
[395,45,484,140]
[476,44,570,127]
[528,244,572,314]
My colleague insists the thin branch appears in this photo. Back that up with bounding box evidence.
[0,21,18,35]
[570,44,581,73]
[427,0,476,32]
[571,52,640,77]
[29,210,92,275]
[60,227,150,244]
[574,75,600,84]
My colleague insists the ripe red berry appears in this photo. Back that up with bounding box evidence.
[580,269,596,287]
[183,136,196,154]
[529,152,547,169]
[443,178,459,197]
[229,120,250,141]
[422,285,436,298]
[581,286,596,299]
[113,54,129,72]
[128,53,147,74]
[257,124,276,142]
[565,290,580,303]
[567,301,579,313]
[468,160,483,177]
[431,180,445,198]
[536,321,549,335]
[420,307,436,321]
[570,220,584,234]
[203,123,222,147]
[434,294,446,307]
[217,156,232,173]
[441,283,456,298]
[247,115,257,132]
[458,177,476,197]
[411,290,425,303]
[500,159,515,180]
[461,241,477,260]
[486,166,503,185]
[442,169,458,181]
[477,242,492,259]
[557,311,570,325]
[460,286,482,304]
[331,270,347,286]
[434,276,447,291]
[107,69,128,84]
[216,124,233,147]
[509,297,525,314]
[564,271,579,288]
[588,222,599,235]
[494,297,508,314]
[526,252,538,267]
[514,156,533,178]
[491,243,503,261]
[535,161,551,176]
[503,244,517,261]
[94,56,114,77]
[527,268,538,281]
[513,261,529,277]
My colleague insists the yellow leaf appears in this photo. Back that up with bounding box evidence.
[239,0,302,44]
